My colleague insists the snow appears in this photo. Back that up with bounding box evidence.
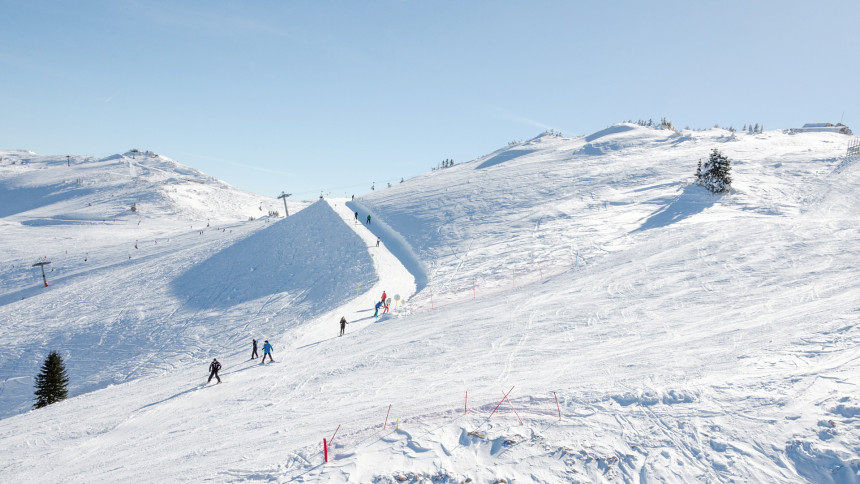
[1,126,859,482]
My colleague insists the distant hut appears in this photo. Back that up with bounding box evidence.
[790,123,853,135]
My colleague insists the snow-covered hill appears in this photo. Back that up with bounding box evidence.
[0,150,313,417]
[0,149,281,222]
[1,127,859,483]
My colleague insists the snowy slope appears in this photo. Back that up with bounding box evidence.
[1,128,859,483]
[0,150,282,223]
[0,150,315,417]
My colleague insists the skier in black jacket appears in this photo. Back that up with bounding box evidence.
[339,316,347,336]
[208,358,222,384]
[251,339,258,359]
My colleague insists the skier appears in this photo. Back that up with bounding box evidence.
[381,291,387,303]
[383,298,390,314]
[354,211,358,222]
[374,300,383,317]
[376,237,380,247]
[339,316,347,336]
[261,340,274,363]
[251,339,258,360]
[208,358,222,384]
[366,215,371,224]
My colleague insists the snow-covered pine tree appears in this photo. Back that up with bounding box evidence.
[697,148,733,193]
[34,351,69,409]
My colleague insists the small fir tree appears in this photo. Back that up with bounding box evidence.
[697,148,733,193]
[34,351,69,409]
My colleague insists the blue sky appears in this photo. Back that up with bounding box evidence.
[2,1,858,199]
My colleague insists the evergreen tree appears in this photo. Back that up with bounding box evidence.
[696,148,732,193]
[34,351,69,409]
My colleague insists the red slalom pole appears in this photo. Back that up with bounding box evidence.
[554,392,561,420]
[383,404,391,429]
[323,438,328,463]
[503,391,523,425]
[489,386,514,419]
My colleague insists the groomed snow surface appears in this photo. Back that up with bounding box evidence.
[1,127,859,483]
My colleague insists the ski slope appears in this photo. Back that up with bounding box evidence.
[1,126,859,483]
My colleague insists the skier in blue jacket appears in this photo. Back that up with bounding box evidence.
[261,340,274,363]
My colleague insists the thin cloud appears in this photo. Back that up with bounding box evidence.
[494,106,570,134]
[179,152,292,177]
[113,1,289,39]
[110,2,374,68]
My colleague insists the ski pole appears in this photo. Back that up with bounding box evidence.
[489,386,515,419]
[503,391,523,425]
[383,404,391,429]
[330,424,341,447]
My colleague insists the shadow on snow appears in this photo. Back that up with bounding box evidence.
[170,200,376,310]
[634,184,718,232]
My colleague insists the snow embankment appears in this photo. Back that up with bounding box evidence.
[172,199,375,312]
[290,198,416,347]
[347,199,428,292]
